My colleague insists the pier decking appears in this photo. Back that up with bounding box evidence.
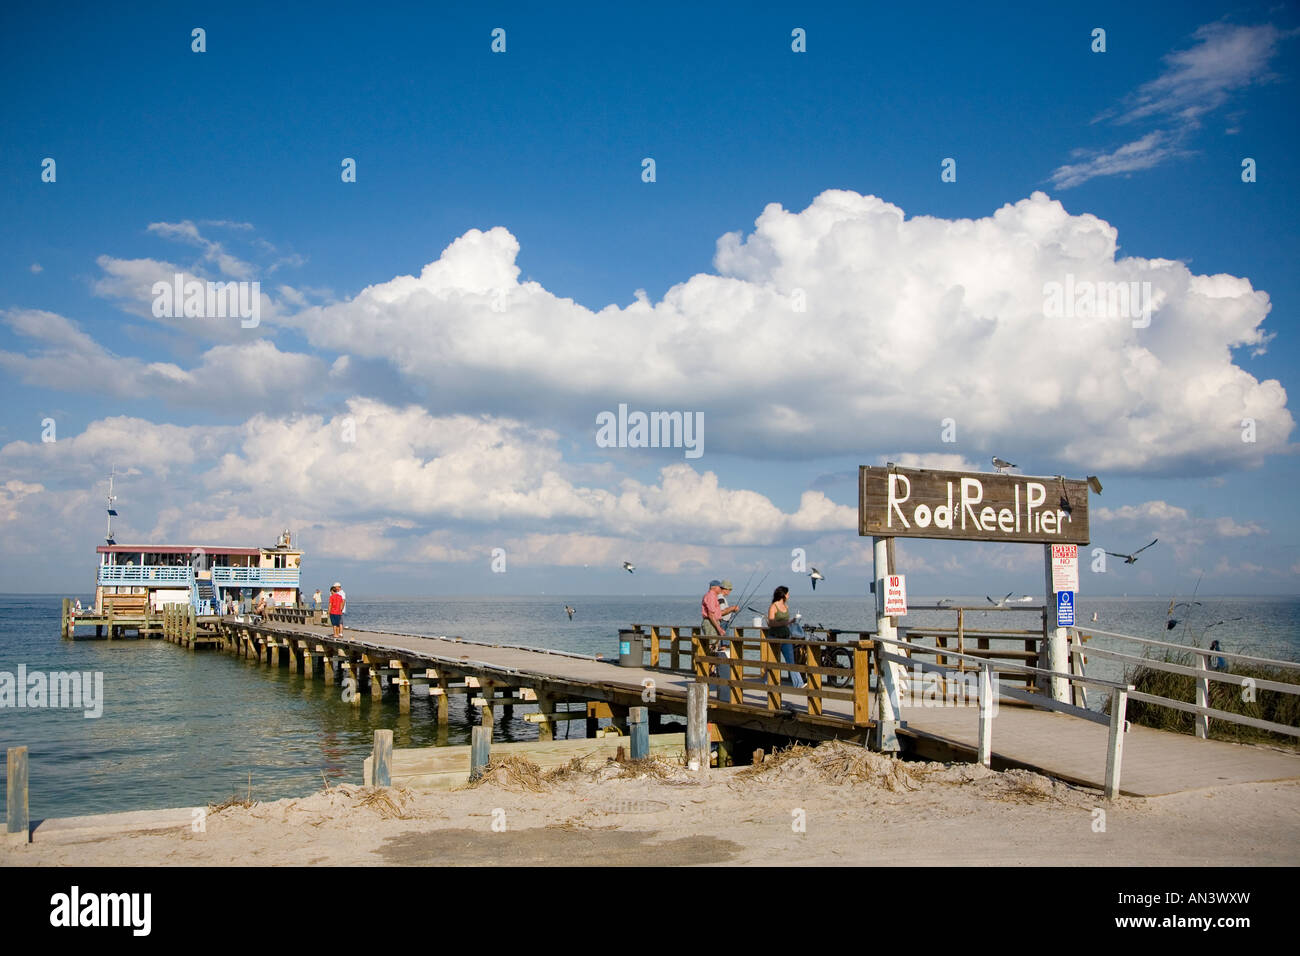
[192,615,1300,798]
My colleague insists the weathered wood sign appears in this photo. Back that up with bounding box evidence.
[859,466,1090,544]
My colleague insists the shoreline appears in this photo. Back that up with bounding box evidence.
[5,745,1298,867]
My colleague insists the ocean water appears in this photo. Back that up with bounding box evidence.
[1,593,1296,820]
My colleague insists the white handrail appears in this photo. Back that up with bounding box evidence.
[1075,644,1300,696]
[1067,626,1300,740]
[1070,626,1300,670]
[872,633,1131,798]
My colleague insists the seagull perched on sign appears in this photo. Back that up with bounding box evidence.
[1106,539,1158,565]
[992,456,1016,473]
[809,568,825,590]
[986,592,1014,607]
[622,561,635,574]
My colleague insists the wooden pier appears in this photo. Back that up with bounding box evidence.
[192,612,1300,797]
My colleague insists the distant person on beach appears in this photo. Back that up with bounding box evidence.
[329,583,345,638]
[313,588,322,611]
[767,585,806,688]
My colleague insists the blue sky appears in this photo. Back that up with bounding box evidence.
[1,1,1298,598]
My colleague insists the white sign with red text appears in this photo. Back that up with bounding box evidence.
[883,574,908,616]
[1051,544,1079,593]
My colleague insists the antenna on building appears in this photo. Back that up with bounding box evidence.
[105,467,119,545]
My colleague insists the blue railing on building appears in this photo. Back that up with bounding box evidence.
[211,567,300,587]
[97,565,300,588]
[97,566,194,585]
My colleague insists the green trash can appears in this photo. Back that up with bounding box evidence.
[618,629,643,667]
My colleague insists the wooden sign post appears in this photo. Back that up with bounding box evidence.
[860,466,1092,704]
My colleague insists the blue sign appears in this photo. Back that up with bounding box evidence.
[1056,590,1075,626]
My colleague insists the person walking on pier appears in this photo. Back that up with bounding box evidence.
[328,583,346,638]
[312,588,322,612]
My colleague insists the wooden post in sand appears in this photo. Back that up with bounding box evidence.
[686,682,708,771]
[373,730,393,787]
[629,706,649,760]
[470,725,491,781]
[6,746,29,844]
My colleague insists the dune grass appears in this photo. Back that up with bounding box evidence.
[1117,646,1300,750]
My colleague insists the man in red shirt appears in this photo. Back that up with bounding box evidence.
[328,583,346,638]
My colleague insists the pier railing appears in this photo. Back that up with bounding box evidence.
[902,604,1049,688]
[1066,626,1300,740]
[694,631,874,721]
[96,564,302,589]
[211,566,301,588]
[874,632,1135,798]
[630,623,874,722]
[98,565,194,585]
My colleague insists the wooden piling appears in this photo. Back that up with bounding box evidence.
[686,682,708,771]
[6,746,29,844]
[536,689,556,742]
[373,730,394,787]
[470,725,491,781]
[480,679,494,728]
[629,706,649,760]
[61,598,70,639]
[398,664,411,713]
[434,670,450,725]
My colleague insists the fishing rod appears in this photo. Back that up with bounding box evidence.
[723,571,768,636]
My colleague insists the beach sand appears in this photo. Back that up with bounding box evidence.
[4,743,1297,866]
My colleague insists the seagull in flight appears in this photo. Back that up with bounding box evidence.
[991,456,1016,473]
[1204,617,1243,631]
[809,567,825,590]
[622,561,635,574]
[564,605,575,620]
[986,592,1014,607]
[1106,539,1158,564]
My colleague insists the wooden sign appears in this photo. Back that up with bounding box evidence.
[859,466,1090,544]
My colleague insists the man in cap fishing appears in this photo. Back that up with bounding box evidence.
[700,578,739,659]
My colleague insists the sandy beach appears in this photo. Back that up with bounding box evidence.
[5,743,1297,867]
